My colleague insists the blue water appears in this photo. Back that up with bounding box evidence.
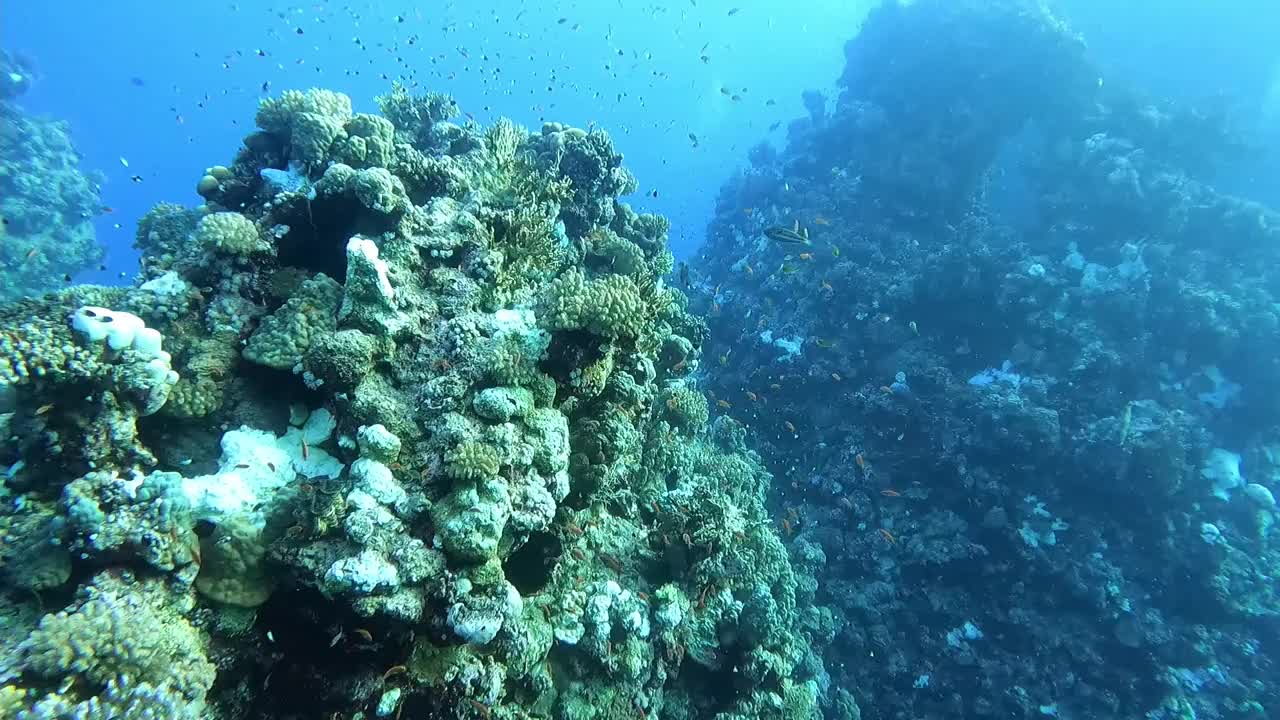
[2,0,879,285]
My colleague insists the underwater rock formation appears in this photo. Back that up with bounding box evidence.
[0,84,834,719]
[0,49,106,302]
[693,1,1280,719]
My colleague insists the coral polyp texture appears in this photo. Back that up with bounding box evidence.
[0,50,106,302]
[0,83,832,720]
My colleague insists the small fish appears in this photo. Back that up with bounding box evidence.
[909,320,919,336]
[798,252,812,260]
[878,528,897,545]
[820,279,833,292]
[24,248,37,260]
[119,157,130,168]
[763,220,809,245]
[814,338,834,349]
[766,99,777,106]
[718,353,729,366]
[831,372,842,382]
[301,436,310,460]
[779,263,798,274]
[784,420,797,434]
[831,245,840,257]
[768,121,781,131]
[130,175,143,183]
[235,463,251,469]
[727,7,740,15]
[688,132,699,147]
[813,216,831,226]
[261,80,271,93]
[34,403,54,415]
[880,489,901,497]
[678,262,690,288]
[743,263,753,275]
[855,453,866,469]
[700,55,711,64]
[716,399,730,409]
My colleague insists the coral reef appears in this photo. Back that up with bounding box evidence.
[690,1,1280,718]
[0,81,829,720]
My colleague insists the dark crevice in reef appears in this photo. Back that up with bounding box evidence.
[505,531,561,594]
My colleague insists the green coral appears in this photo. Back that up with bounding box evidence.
[62,470,199,574]
[135,202,202,266]
[445,440,502,481]
[13,573,214,718]
[304,328,384,390]
[315,162,410,215]
[0,315,97,385]
[193,211,271,256]
[659,385,710,432]
[541,268,654,340]
[255,88,353,172]
[376,82,460,146]
[332,113,396,168]
[195,516,276,608]
[243,273,342,370]
[0,498,70,591]
[434,476,511,563]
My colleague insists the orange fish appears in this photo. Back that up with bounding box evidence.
[782,518,793,536]
[717,399,731,409]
